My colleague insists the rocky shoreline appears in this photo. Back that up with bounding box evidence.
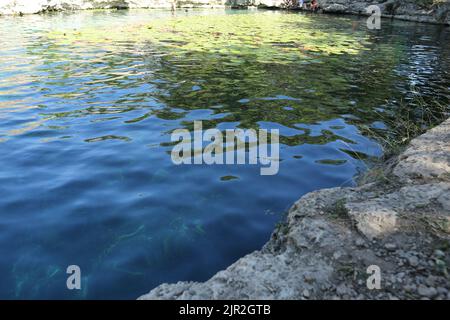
[316,0,450,25]
[0,1,449,26]
[139,119,450,300]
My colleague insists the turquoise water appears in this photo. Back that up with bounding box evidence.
[0,9,449,299]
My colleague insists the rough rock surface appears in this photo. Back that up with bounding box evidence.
[393,119,450,183]
[317,0,450,25]
[139,119,450,300]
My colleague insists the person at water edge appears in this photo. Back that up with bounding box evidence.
[298,0,305,9]
[310,0,319,11]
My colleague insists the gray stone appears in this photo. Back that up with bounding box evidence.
[384,243,397,251]
[433,250,445,258]
[407,256,419,267]
[393,118,450,182]
[302,289,310,298]
[403,284,416,293]
[437,287,448,295]
[355,238,366,247]
[417,285,438,298]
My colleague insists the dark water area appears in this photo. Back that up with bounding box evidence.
[0,9,449,299]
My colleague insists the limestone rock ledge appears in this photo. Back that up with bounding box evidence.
[139,119,450,300]
[317,0,450,25]
[0,0,227,15]
[1,0,449,26]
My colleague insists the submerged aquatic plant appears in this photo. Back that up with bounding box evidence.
[360,92,449,158]
[355,91,449,185]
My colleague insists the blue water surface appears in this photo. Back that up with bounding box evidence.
[0,9,449,299]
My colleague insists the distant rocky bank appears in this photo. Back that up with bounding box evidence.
[0,0,449,25]
[140,118,450,299]
[316,0,450,25]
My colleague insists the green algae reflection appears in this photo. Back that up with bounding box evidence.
[47,12,367,63]
[40,11,405,155]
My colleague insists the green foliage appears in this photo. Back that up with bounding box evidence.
[326,198,349,219]
[358,92,449,159]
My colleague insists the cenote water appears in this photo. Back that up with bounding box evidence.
[0,9,449,299]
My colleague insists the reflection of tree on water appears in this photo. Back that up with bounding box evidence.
[24,12,449,153]
[146,36,406,149]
